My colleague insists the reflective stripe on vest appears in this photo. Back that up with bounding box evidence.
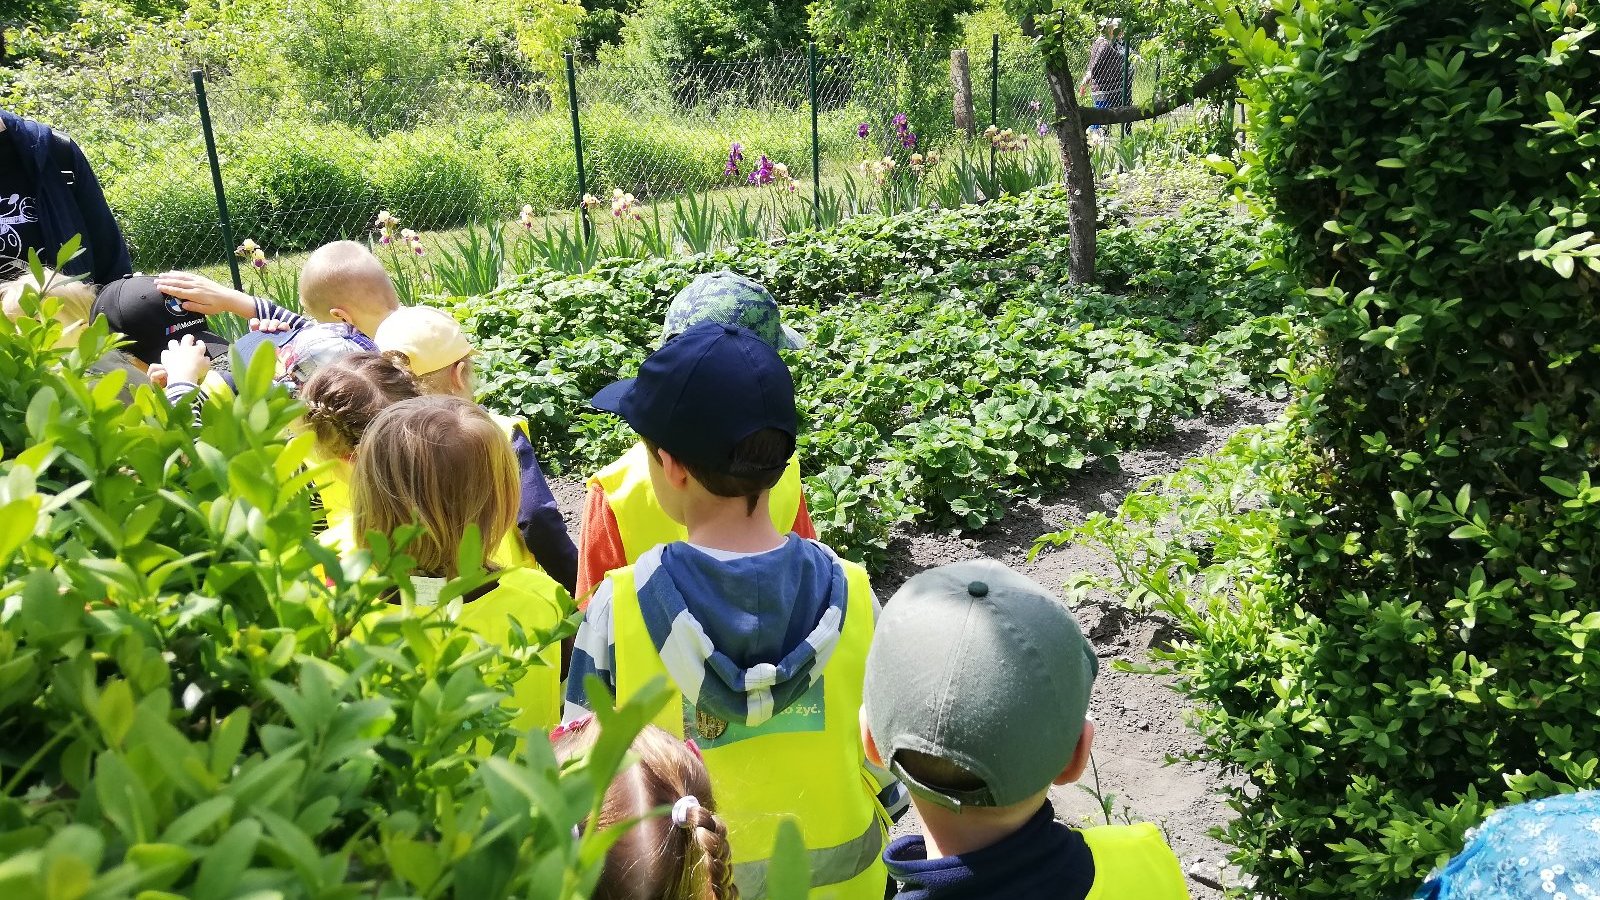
[609,547,888,899]
[1081,823,1191,900]
[590,442,805,563]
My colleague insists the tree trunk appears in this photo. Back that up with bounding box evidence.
[951,49,976,141]
[1041,56,1097,285]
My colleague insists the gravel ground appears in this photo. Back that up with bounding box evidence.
[548,390,1285,897]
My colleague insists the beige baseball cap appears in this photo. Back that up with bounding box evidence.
[373,306,473,376]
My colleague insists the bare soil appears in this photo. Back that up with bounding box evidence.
[548,390,1285,897]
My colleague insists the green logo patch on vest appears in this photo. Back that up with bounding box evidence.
[682,680,827,751]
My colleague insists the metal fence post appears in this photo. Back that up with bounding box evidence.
[1121,35,1133,139]
[192,70,242,292]
[808,42,821,226]
[989,33,999,183]
[565,52,591,242]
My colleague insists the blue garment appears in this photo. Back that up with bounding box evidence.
[885,801,1094,900]
[1415,790,1600,900]
[1,111,132,286]
[507,427,577,594]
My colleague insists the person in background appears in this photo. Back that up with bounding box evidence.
[0,110,132,287]
[552,718,738,900]
[376,305,578,595]
[567,322,904,900]
[1412,790,1600,899]
[350,395,570,732]
[156,240,400,338]
[576,271,817,603]
[862,559,1189,900]
[1078,18,1127,132]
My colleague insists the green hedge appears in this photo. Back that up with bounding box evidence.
[98,105,870,270]
[1179,2,1600,897]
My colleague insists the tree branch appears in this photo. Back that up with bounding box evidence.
[1077,60,1240,125]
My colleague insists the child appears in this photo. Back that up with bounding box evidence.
[1,266,148,401]
[1,265,94,347]
[350,395,570,732]
[1412,790,1599,899]
[156,240,400,338]
[298,352,421,541]
[552,717,737,900]
[89,273,236,406]
[375,304,577,594]
[566,322,902,900]
[576,271,817,602]
[861,559,1189,899]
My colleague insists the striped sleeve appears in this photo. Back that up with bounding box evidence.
[253,297,313,330]
[563,580,616,722]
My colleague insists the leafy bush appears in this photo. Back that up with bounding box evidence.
[235,125,381,250]
[1155,2,1600,896]
[0,277,667,897]
[369,128,503,231]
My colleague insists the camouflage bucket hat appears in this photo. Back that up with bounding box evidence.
[660,271,806,350]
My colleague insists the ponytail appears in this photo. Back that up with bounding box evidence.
[553,722,737,900]
[678,801,738,900]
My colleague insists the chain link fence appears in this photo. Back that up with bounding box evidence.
[18,40,1230,276]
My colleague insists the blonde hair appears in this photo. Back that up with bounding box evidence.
[554,723,738,900]
[350,396,517,578]
[298,352,421,459]
[299,240,399,321]
[1,267,95,348]
[380,349,465,395]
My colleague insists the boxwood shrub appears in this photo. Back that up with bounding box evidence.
[1177,2,1600,897]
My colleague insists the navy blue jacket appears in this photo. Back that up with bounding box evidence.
[2,110,133,285]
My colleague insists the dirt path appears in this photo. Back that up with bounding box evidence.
[547,390,1285,897]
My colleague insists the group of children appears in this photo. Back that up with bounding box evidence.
[3,246,1193,899]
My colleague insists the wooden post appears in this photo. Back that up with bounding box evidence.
[951,49,976,141]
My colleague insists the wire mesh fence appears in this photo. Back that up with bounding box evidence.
[14,39,1234,277]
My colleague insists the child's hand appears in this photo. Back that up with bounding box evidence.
[160,334,211,386]
[147,364,169,388]
[249,317,293,335]
[156,271,254,317]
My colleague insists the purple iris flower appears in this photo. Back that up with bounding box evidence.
[725,141,744,177]
[901,131,918,148]
[857,122,870,139]
[892,113,908,132]
[748,154,775,186]
[1038,121,1049,136]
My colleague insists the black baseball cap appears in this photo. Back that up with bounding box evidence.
[91,274,228,365]
[590,322,797,472]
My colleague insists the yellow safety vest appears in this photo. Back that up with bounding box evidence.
[339,564,570,734]
[609,548,888,900]
[589,442,805,564]
[453,568,569,732]
[1082,823,1191,899]
[311,454,354,537]
[316,413,546,572]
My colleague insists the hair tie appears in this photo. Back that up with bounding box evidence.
[671,796,700,828]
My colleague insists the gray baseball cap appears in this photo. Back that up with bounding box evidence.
[661,271,806,350]
[864,559,1098,809]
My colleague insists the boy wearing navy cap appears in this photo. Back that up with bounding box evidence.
[567,321,903,900]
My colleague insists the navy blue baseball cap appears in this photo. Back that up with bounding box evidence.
[591,322,797,472]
